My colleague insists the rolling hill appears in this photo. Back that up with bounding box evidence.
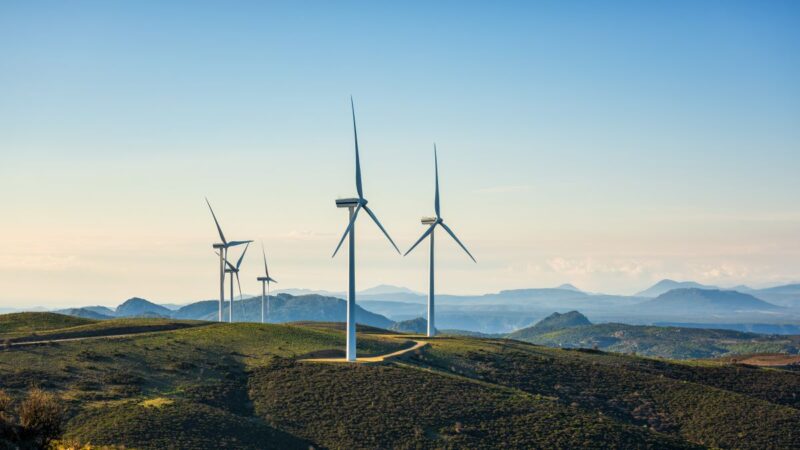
[507,310,800,359]
[639,288,781,313]
[636,280,718,297]
[1,312,799,449]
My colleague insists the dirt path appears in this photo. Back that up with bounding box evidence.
[301,339,428,363]
[738,354,800,367]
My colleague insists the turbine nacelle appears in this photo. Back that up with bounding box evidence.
[335,197,367,208]
[404,147,476,263]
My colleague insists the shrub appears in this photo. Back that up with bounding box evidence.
[19,388,66,446]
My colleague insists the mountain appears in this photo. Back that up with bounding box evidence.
[360,285,421,296]
[556,283,582,292]
[172,300,218,320]
[275,288,343,298]
[115,298,173,318]
[639,288,781,313]
[390,317,431,334]
[507,311,591,340]
[748,283,800,307]
[55,308,114,320]
[636,280,718,297]
[83,306,117,317]
[172,294,394,329]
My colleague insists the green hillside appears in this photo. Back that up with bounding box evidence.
[0,312,798,449]
[0,312,95,337]
[509,310,591,337]
[509,321,800,359]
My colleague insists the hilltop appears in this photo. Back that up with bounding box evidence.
[640,288,781,313]
[1,312,799,449]
[636,280,718,297]
[508,311,591,339]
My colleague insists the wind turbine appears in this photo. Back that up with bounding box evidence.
[222,243,249,322]
[332,97,401,362]
[404,145,476,337]
[206,198,252,322]
[257,243,277,324]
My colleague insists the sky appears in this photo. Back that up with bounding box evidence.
[1,1,799,308]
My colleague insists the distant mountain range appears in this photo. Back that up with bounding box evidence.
[56,293,394,329]
[22,280,800,335]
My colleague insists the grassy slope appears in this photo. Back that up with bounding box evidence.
[249,358,696,449]
[2,317,207,343]
[0,312,95,336]
[407,337,800,449]
[510,322,800,358]
[1,314,799,449]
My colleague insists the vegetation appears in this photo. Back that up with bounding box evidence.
[249,357,695,449]
[406,337,800,449]
[508,315,800,359]
[0,312,798,449]
[0,313,94,337]
[1,388,66,449]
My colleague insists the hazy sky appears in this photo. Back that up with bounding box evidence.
[2,1,799,307]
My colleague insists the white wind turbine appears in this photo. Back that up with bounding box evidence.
[332,97,400,362]
[404,145,476,337]
[221,243,249,322]
[257,243,277,324]
[206,198,252,322]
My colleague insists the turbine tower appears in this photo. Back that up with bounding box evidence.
[222,243,249,322]
[257,243,277,324]
[404,145,476,337]
[206,198,252,322]
[332,97,400,362]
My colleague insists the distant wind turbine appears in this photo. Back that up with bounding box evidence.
[257,243,277,324]
[206,198,252,322]
[218,243,249,322]
[332,97,400,362]
[405,145,476,337]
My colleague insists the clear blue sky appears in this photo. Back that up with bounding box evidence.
[1,1,799,306]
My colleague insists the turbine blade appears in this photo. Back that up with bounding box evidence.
[439,222,476,262]
[236,242,250,269]
[224,259,236,271]
[261,242,269,277]
[235,271,243,302]
[351,96,363,199]
[205,198,227,244]
[226,240,252,248]
[215,250,236,271]
[434,144,440,218]
[404,223,436,256]
[332,204,362,258]
[363,205,400,254]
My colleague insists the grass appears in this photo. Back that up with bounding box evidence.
[404,337,800,449]
[509,322,800,359]
[2,317,207,343]
[0,312,95,337]
[249,357,696,449]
